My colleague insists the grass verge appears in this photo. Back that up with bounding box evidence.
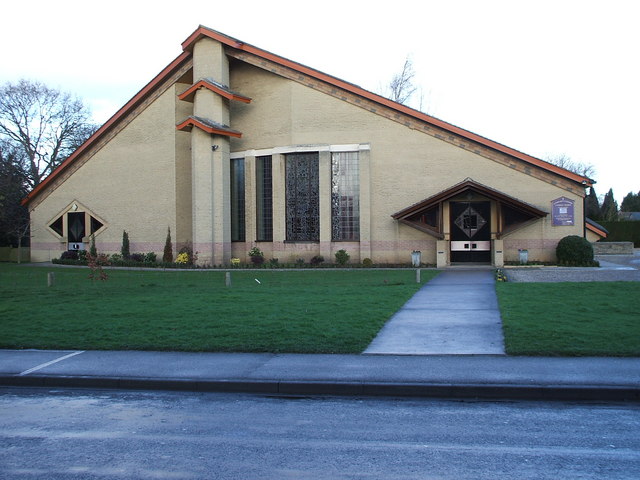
[0,264,437,353]
[497,281,640,356]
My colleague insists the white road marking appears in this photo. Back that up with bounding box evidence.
[18,351,85,376]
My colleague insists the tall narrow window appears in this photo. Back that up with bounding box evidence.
[331,152,360,241]
[256,155,273,241]
[230,158,245,242]
[286,152,319,241]
[67,212,85,243]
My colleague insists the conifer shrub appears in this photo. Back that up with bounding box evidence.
[556,235,598,266]
[89,234,97,257]
[121,230,130,259]
[163,227,173,263]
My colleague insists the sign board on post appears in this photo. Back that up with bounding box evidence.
[551,197,575,226]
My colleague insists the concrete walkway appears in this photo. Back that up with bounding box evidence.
[365,269,505,355]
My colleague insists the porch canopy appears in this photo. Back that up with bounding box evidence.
[391,178,548,239]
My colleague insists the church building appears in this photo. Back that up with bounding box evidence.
[22,26,601,267]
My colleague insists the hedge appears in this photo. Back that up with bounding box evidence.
[599,221,640,247]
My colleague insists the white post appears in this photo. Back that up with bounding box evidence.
[225,271,231,288]
[416,269,421,283]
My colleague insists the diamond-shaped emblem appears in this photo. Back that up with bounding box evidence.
[454,205,486,238]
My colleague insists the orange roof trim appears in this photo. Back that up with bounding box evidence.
[178,79,251,103]
[23,25,591,208]
[183,26,592,187]
[586,222,608,238]
[392,178,548,220]
[176,116,242,138]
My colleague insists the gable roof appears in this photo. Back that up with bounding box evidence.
[22,25,592,207]
[391,178,548,239]
[392,178,548,221]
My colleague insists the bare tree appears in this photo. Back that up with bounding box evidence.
[545,154,596,180]
[386,56,418,105]
[0,79,98,188]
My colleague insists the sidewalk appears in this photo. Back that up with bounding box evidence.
[365,270,505,355]
[1,349,639,402]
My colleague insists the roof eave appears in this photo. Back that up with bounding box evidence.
[392,178,548,220]
[182,26,592,187]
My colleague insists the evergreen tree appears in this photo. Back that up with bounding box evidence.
[121,230,130,258]
[621,191,640,212]
[600,188,619,221]
[162,227,173,263]
[585,187,600,220]
[89,233,97,257]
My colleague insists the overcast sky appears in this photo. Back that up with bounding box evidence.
[2,0,638,203]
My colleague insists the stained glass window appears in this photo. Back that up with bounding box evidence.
[256,156,273,242]
[331,152,359,241]
[286,153,319,241]
[230,158,245,242]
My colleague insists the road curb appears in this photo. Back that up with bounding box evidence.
[1,375,639,402]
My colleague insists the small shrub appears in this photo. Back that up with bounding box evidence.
[556,235,598,266]
[121,230,130,259]
[144,252,157,263]
[362,258,373,267]
[178,243,196,265]
[110,253,123,263]
[176,252,190,264]
[495,268,507,282]
[295,258,305,266]
[269,258,279,266]
[249,246,265,265]
[335,249,350,265]
[78,250,88,262]
[61,250,79,260]
[163,227,173,263]
[310,255,325,265]
[87,253,110,281]
[129,253,145,263]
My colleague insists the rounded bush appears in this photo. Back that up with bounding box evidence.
[310,255,325,265]
[60,250,79,260]
[556,235,596,266]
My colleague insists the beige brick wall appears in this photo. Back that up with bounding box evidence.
[30,85,186,261]
[229,63,585,264]
[29,50,586,266]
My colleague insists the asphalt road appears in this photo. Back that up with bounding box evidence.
[1,387,639,479]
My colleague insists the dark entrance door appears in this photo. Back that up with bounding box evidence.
[450,201,491,263]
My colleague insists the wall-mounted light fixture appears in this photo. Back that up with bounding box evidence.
[211,145,219,151]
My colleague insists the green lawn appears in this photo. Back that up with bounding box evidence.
[496,281,640,356]
[0,264,437,353]
[3,264,639,356]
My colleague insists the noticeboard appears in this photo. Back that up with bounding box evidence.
[551,197,575,226]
